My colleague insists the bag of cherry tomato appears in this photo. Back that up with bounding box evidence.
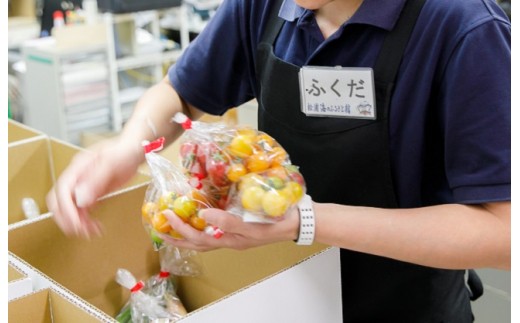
[173,113,306,223]
[141,137,221,252]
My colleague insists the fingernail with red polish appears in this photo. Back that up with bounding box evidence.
[204,226,224,239]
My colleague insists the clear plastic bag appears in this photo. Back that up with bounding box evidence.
[158,243,203,278]
[115,268,187,323]
[141,137,219,277]
[115,268,174,323]
[173,113,306,223]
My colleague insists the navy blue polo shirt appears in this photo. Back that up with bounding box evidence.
[169,0,511,208]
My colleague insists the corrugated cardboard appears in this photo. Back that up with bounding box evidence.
[8,262,33,301]
[8,184,342,322]
[8,288,102,322]
[8,136,150,225]
[8,137,57,223]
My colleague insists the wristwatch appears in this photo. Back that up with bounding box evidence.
[295,194,315,245]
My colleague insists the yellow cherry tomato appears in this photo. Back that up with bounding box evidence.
[281,181,305,204]
[141,202,156,223]
[238,173,265,191]
[228,134,254,158]
[236,127,257,138]
[262,190,289,217]
[241,186,266,212]
[173,196,198,221]
[158,191,178,211]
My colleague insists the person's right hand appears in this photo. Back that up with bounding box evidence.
[46,137,143,238]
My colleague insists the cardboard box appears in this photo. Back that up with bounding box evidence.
[8,136,150,225]
[8,0,36,17]
[9,288,103,322]
[8,261,32,301]
[8,184,342,322]
[8,119,45,144]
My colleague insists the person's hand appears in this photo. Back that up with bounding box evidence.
[46,137,143,238]
[158,207,300,252]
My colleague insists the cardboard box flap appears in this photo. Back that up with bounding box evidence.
[9,288,103,323]
[9,288,52,323]
[8,137,53,222]
[180,246,342,322]
[176,242,326,312]
[8,263,26,282]
[8,119,45,143]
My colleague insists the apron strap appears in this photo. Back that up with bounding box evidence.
[262,0,286,44]
[373,0,427,86]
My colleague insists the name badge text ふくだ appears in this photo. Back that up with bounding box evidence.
[298,66,376,119]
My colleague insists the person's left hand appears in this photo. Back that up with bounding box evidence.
[159,208,300,252]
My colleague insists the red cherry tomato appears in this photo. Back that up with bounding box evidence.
[207,150,231,187]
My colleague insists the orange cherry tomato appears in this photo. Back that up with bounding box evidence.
[189,216,207,231]
[227,162,248,182]
[256,133,276,149]
[190,190,217,208]
[269,147,288,167]
[169,229,184,239]
[152,213,172,233]
[246,151,271,173]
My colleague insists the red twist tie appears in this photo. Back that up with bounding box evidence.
[204,225,222,238]
[173,112,192,130]
[211,226,224,239]
[159,271,170,278]
[130,281,144,293]
[143,137,165,154]
[181,118,192,130]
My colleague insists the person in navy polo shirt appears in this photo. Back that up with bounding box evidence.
[47,0,510,321]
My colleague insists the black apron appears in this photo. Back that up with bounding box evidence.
[255,0,474,321]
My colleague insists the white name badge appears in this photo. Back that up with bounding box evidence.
[298,66,376,119]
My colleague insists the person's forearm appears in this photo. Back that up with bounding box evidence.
[314,201,510,270]
[118,77,202,163]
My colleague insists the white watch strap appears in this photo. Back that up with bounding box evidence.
[296,194,315,245]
